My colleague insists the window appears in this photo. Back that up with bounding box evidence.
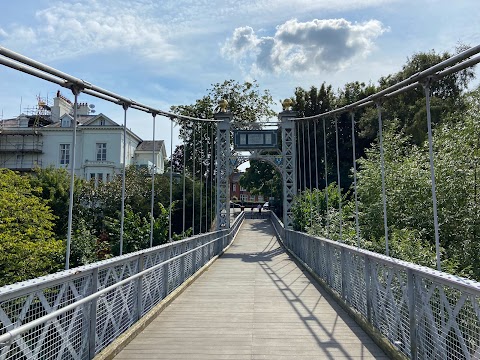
[97,173,103,182]
[60,144,70,165]
[61,118,71,127]
[106,173,110,182]
[90,173,95,181]
[240,186,247,191]
[232,184,237,192]
[100,118,105,125]
[240,194,248,202]
[96,143,107,161]
[250,195,255,202]
[258,195,264,202]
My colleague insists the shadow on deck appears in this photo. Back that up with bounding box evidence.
[112,219,388,359]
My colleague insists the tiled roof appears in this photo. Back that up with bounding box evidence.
[45,115,94,127]
[136,140,165,151]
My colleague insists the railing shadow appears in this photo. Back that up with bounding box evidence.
[228,219,385,359]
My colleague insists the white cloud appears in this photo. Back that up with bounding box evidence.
[0,0,177,61]
[222,18,388,75]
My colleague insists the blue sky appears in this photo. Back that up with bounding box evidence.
[0,0,479,152]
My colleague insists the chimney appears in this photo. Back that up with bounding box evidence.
[51,91,73,123]
[76,102,90,116]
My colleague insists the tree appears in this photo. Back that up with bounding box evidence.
[359,47,475,144]
[240,160,282,205]
[171,80,276,178]
[0,169,64,286]
[353,88,480,278]
[29,166,83,238]
[292,82,375,194]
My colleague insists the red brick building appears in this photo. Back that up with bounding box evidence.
[230,172,265,205]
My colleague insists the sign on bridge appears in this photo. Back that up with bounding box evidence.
[233,130,277,150]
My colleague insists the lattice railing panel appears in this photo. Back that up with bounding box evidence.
[0,275,92,360]
[95,280,137,352]
[415,278,480,359]
[370,262,410,354]
[329,247,343,295]
[344,252,368,318]
[0,214,243,360]
[277,226,480,360]
[167,244,182,293]
[141,249,168,315]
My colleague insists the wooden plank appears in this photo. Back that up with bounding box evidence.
[114,219,387,359]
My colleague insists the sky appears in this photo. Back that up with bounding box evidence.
[0,0,479,154]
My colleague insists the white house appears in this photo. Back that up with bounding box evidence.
[0,91,167,180]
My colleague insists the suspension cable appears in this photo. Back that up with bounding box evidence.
[423,81,442,271]
[377,102,389,256]
[199,125,203,233]
[149,113,156,248]
[2,44,479,123]
[351,112,360,248]
[302,121,307,196]
[335,116,342,241]
[119,103,129,255]
[314,120,319,214]
[182,121,187,235]
[323,118,329,236]
[192,122,196,235]
[169,119,174,241]
[307,121,313,227]
[65,87,80,270]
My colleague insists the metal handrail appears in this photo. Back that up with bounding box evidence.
[0,211,244,359]
[271,214,480,359]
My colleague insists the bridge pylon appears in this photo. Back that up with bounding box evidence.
[279,110,297,229]
[214,111,232,230]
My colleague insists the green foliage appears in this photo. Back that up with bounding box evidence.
[240,160,281,200]
[29,166,83,238]
[0,169,64,286]
[105,205,151,255]
[291,184,340,232]
[70,218,105,266]
[153,202,170,245]
[290,49,478,280]
[292,82,375,193]
[362,47,475,145]
[353,88,480,278]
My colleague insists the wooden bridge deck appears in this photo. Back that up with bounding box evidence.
[113,219,388,359]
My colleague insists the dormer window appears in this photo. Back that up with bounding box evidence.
[61,118,71,127]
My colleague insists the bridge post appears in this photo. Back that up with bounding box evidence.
[279,110,297,229]
[214,112,232,230]
[88,268,99,358]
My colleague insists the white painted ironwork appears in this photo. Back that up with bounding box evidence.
[279,111,297,229]
[65,86,81,270]
[270,212,480,360]
[214,112,232,230]
[0,213,244,360]
[119,103,130,256]
[376,102,390,256]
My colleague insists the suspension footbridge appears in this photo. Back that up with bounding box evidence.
[0,46,480,359]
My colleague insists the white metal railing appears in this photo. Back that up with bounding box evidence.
[0,212,244,360]
[270,211,480,360]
